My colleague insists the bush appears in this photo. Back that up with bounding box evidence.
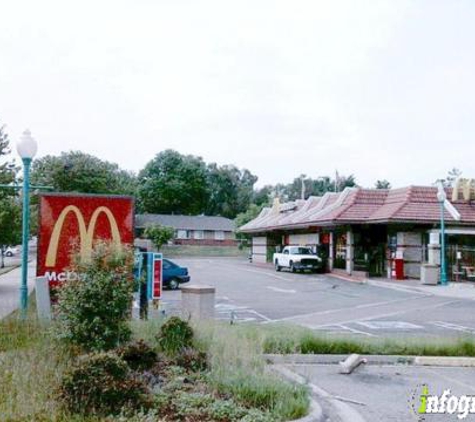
[55,242,135,351]
[174,347,207,372]
[157,317,194,356]
[59,352,150,416]
[117,340,158,371]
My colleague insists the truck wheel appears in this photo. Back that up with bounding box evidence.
[290,261,296,273]
[275,261,282,272]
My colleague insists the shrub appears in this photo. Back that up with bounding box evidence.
[157,317,194,356]
[117,340,158,371]
[174,347,207,372]
[59,352,151,416]
[55,242,135,351]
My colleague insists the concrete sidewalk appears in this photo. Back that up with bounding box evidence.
[366,277,475,300]
[0,262,36,318]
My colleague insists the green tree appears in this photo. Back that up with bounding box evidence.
[31,151,137,195]
[375,179,391,189]
[438,168,462,187]
[253,185,273,207]
[0,123,17,198]
[0,198,21,268]
[143,224,175,250]
[138,150,209,215]
[206,164,257,218]
[234,203,264,247]
[277,174,358,201]
[0,123,20,266]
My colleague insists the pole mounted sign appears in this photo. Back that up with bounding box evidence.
[37,193,134,287]
[146,252,163,300]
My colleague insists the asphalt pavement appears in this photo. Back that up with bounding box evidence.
[288,363,475,421]
[163,257,475,340]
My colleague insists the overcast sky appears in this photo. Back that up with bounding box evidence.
[1,0,474,188]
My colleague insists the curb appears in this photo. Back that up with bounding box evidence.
[273,365,367,422]
[269,365,325,422]
[265,353,475,367]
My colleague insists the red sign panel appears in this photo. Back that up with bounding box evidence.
[37,193,134,285]
[153,255,162,299]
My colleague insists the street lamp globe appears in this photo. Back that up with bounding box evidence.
[437,184,447,203]
[16,129,38,160]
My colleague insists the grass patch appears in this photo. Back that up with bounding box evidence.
[161,245,249,258]
[133,320,310,421]
[1,317,309,421]
[260,323,475,357]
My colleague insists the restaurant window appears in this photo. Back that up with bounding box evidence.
[215,231,225,240]
[194,230,204,240]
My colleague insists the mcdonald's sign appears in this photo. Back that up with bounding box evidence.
[37,193,134,285]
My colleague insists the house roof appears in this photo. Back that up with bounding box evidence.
[136,214,235,231]
[239,185,475,233]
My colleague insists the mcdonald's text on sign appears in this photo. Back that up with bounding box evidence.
[37,193,134,285]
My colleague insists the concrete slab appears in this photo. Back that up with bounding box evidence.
[288,363,475,421]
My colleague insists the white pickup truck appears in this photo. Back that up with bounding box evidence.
[273,246,323,273]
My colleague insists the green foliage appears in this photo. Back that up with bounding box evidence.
[261,325,475,357]
[58,352,150,416]
[279,174,357,201]
[138,150,258,217]
[138,150,210,215]
[235,203,264,246]
[375,179,391,189]
[0,123,21,262]
[155,391,275,422]
[30,151,137,195]
[206,163,257,218]
[117,340,158,371]
[143,224,175,250]
[174,347,208,372]
[0,197,21,265]
[156,317,194,356]
[438,167,463,187]
[55,242,135,351]
[0,123,17,196]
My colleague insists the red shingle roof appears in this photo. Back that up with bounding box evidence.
[239,185,475,233]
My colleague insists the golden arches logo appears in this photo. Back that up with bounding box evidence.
[45,205,122,267]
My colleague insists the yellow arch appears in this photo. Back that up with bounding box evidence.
[45,205,122,267]
[84,206,122,253]
[45,205,88,266]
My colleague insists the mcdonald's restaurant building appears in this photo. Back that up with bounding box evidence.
[239,182,475,281]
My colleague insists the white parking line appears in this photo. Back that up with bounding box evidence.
[271,296,426,323]
[338,324,377,337]
[266,286,296,294]
[247,309,273,322]
[431,321,475,334]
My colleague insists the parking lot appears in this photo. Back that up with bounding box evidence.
[163,257,475,340]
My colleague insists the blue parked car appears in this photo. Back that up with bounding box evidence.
[163,258,190,290]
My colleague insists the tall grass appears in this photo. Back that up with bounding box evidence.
[194,323,309,421]
[260,323,475,357]
[0,318,71,420]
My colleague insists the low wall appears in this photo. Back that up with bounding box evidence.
[174,239,237,246]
